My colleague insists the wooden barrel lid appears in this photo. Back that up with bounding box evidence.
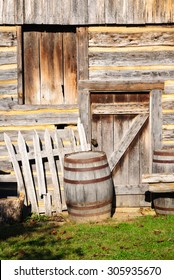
[64,151,107,163]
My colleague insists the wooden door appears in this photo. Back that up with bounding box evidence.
[91,92,150,207]
[23,27,77,105]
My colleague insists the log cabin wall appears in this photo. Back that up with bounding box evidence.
[0,25,79,173]
[78,25,174,207]
[0,26,17,108]
[1,0,174,209]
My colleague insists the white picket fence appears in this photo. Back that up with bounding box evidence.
[4,120,90,215]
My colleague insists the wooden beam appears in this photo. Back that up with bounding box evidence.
[77,27,89,80]
[142,173,174,183]
[79,80,164,92]
[149,183,174,193]
[0,174,16,182]
[109,114,149,172]
[92,102,149,115]
[17,26,23,105]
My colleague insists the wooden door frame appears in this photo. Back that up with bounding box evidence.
[79,87,163,175]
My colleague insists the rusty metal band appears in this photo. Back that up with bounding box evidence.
[66,199,112,210]
[64,162,109,172]
[64,173,111,185]
[68,209,111,217]
[154,151,174,156]
[64,153,107,164]
[155,205,174,211]
[153,159,174,164]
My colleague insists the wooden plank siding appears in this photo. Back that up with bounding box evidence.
[23,27,77,105]
[1,0,174,25]
[90,92,151,208]
[88,26,174,83]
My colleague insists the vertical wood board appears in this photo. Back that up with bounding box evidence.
[24,32,41,104]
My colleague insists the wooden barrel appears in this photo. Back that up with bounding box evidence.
[153,192,174,215]
[64,151,113,222]
[153,150,174,173]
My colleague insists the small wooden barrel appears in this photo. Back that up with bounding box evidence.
[153,150,174,173]
[64,151,113,222]
[153,192,174,215]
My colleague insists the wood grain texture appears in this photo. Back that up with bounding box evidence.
[1,0,174,24]
[88,26,174,83]
[24,31,40,104]
[40,32,64,104]
[63,32,77,104]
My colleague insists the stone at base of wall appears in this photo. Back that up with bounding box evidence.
[0,192,24,223]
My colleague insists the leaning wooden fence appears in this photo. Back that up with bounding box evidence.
[4,122,90,215]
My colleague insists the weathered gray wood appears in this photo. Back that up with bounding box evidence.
[151,90,163,152]
[17,26,23,104]
[43,193,52,216]
[115,194,151,207]
[77,118,91,151]
[79,90,91,143]
[89,27,174,47]
[142,173,174,183]
[44,129,62,213]
[109,114,149,171]
[0,174,16,182]
[115,0,127,24]
[77,27,89,80]
[164,80,174,94]
[0,31,17,47]
[89,69,174,82]
[89,50,174,67]
[0,106,79,126]
[33,130,46,197]
[0,50,17,65]
[92,102,149,115]
[1,0,174,25]
[149,183,174,193]
[115,184,149,195]
[79,80,164,91]
[0,83,17,94]
[14,0,24,24]
[0,68,17,80]
[88,0,105,24]
[1,0,15,24]
[18,131,39,213]
[132,0,146,24]
[4,133,24,192]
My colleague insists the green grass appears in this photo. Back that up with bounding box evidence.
[0,214,174,260]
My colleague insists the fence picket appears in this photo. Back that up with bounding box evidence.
[4,123,89,215]
[44,129,62,213]
[77,118,91,151]
[4,133,24,193]
[33,130,46,197]
[18,131,39,213]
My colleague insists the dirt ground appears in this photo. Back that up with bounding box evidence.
[112,207,156,222]
[59,207,156,224]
